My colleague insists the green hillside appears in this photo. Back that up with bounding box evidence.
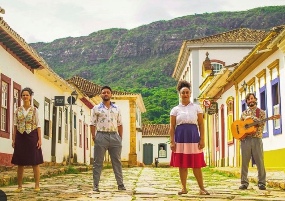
[30,6,285,124]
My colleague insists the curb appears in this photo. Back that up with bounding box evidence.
[211,168,285,190]
[0,165,92,187]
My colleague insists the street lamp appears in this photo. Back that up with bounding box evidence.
[0,7,5,14]
[242,81,247,93]
[68,90,78,165]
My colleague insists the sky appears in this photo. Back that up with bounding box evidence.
[0,0,284,43]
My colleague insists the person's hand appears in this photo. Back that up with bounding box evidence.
[92,134,95,141]
[170,142,176,152]
[37,140,42,149]
[198,140,205,150]
[12,141,15,148]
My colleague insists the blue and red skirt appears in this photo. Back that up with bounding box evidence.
[170,124,206,168]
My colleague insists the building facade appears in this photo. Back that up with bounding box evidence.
[140,124,170,165]
[67,76,146,166]
[0,16,146,167]
[199,25,285,168]
[0,16,94,166]
[172,28,266,166]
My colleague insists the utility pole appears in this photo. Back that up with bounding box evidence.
[68,91,78,165]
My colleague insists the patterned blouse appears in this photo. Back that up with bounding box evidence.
[90,102,122,132]
[240,106,265,138]
[170,102,203,126]
[14,106,40,134]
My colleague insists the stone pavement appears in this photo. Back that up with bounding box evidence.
[0,166,285,200]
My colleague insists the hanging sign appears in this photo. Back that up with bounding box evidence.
[54,96,65,106]
[207,102,218,115]
[203,99,211,108]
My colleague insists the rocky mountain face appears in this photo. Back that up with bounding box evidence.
[30,6,285,89]
[29,6,285,124]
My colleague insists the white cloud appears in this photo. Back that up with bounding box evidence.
[0,0,284,43]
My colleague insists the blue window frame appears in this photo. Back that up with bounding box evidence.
[259,85,269,138]
[271,77,281,135]
[241,100,247,112]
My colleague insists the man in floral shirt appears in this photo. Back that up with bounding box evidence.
[239,93,266,190]
[90,86,126,192]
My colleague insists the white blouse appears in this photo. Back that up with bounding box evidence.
[170,102,203,125]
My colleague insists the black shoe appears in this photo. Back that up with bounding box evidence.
[93,185,100,192]
[118,184,126,190]
[239,184,248,190]
[258,184,266,190]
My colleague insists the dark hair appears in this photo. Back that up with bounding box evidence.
[177,80,191,91]
[101,86,112,92]
[21,87,34,96]
[245,93,257,101]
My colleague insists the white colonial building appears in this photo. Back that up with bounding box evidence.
[0,16,96,166]
[140,124,170,165]
[199,25,285,168]
[172,28,267,103]
[0,15,146,167]
[67,76,146,166]
[172,28,268,167]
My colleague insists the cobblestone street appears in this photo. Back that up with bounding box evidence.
[1,167,285,201]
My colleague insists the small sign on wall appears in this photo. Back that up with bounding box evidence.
[54,96,65,106]
[207,102,218,115]
[203,99,211,108]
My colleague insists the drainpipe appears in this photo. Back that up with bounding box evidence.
[255,48,272,54]
[206,109,211,166]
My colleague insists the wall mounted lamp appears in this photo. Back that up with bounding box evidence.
[0,7,5,14]
[241,81,247,92]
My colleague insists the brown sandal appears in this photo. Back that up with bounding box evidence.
[199,189,210,195]
[178,190,188,195]
[14,188,23,193]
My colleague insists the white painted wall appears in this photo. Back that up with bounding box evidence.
[0,45,92,165]
[72,103,92,164]
[215,84,236,167]
[136,132,142,164]
[114,99,130,161]
[228,145,236,166]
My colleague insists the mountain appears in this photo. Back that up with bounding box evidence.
[30,6,285,124]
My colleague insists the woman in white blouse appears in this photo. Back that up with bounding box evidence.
[169,80,209,195]
[11,87,43,192]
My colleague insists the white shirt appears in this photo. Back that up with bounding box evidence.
[170,102,203,125]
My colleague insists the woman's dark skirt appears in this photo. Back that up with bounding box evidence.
[170,124,206,168]
[11,129,43,166]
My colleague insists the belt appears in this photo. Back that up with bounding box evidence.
[98,131,117,134]
[241,135,259,141]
